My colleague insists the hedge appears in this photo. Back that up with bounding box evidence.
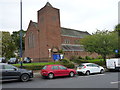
[71,59,89,64]
[14,62,75,70]
[61,63,75,69]
[14,65,44,70]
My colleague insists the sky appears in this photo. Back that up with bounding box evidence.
[0,0,119,34]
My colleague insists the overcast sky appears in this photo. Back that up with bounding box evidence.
[0,0,119,34]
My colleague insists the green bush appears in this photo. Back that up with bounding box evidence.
[85,56,92,60]
[71,59,89,64]
[72,59,81,64]
[93,61,105,67]
[60,58,70,63]
[60,58,75,68]
[97,55,103,59]
[61,63,75,69]
[15,65,44,70]
[78,56,83,59]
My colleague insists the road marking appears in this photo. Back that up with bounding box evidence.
[110,81,120,84]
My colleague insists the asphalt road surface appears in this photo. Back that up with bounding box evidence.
[1,72,120,88]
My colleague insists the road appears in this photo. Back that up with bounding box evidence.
[1,72,120,88]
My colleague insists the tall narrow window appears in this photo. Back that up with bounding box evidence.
[28,32,35,48]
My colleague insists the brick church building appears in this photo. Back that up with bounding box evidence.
[24,2,97,62]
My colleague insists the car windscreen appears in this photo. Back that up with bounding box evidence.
[24,57,30,61]
[78,64,84,67]
[42,66,47,70]
[10,58,16,61]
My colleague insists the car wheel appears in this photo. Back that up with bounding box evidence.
[48,73,54,79]
[20,74,30,82]
[100,69,104,74]
[86,71,90,75]
[69,72,75,77]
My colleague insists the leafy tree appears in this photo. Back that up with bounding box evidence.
[11,30,26,57]
[80,30,118,63]
[58,49,64,54]
[2,32,16,59]
[114,24,120,32]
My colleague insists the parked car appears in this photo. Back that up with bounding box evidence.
[8,58,18,64]
[23,57,32,63]
[0,57,6,63]
[76,63,105,75]
[106,58,120,71]
[0,63,33,82]
[41,64,77,79]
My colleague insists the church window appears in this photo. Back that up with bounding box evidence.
[28,32,35,48]
[64,39,70,44]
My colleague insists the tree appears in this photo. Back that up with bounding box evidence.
[2,32,16,59]
[114,24,120,32]
[80,30,118,63]
[11,30,26,57]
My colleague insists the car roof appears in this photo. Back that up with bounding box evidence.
[81,63,95,65]
[45,64,62,66]
[10,58,16,59]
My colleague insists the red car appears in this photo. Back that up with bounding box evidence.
[41,65,77,79]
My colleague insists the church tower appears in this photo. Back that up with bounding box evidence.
[37,2,61,61]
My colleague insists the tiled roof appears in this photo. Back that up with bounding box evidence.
[61,27,90,38]
[62,44,84,51]
[31,22,90,38]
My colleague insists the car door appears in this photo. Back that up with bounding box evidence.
[86,64,95,73]
[58,66,69,76]
[2,65,20,79]
[51,66,60,76]
[92,64,100,73]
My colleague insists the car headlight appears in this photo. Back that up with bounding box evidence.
[28,70,33,73]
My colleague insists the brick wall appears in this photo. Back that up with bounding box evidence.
[61,36,81,44]
[37,4,61,61]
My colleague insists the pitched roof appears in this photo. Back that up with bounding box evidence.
[30,22,90,38]
[32,22,38,28]
[45,2,53,7]
[61,27,90,38]
[62,44,84,51]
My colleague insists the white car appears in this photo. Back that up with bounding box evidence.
[76,63,105,75]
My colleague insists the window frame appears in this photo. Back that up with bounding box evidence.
[3,65,17,70]
[59,66,67,70]
[51,66,59,70]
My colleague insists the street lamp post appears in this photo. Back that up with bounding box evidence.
[20,0,23,68]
